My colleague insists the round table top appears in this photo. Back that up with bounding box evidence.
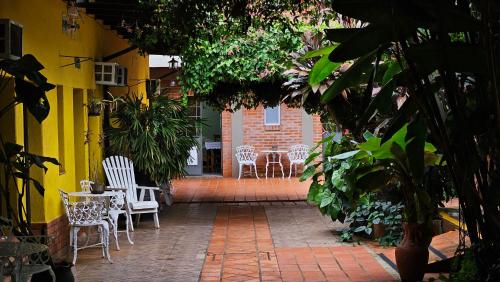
[69,191,121,197]
[261,150,288,153]
[0,241,48,257]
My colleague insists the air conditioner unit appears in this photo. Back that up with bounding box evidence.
[0,19,23,60]
[94,62,128,86]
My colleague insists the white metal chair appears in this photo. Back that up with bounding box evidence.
[102,156,160,231]
[287,144,310,178]
[59,189,111,265]
[79,179,133,250]
[235,145,259,180]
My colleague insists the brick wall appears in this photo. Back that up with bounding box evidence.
[31,214,70,258]
[222,111,232,177]
[242,105,303,176]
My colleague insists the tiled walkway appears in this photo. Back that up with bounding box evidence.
[200,205,396,282]
[73,178,458,281]
[171,178,309,203]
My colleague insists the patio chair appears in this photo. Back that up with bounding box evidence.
[235,145,259,180]
[287,144,310,178]
[15,236,56,282]
[59,189,111,265]
[102,156,160,231]
[79,179,133,250]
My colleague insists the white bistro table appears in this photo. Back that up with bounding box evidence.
[69,190,133,250]
[262,149,288,179]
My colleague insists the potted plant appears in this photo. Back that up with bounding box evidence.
[106,95,198,206]
[87,98,103,116]
[332,119,444,281]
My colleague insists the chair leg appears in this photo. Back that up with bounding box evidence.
[238,164,242,180]
[128,211,135,232]
[135,214,141,228]
[265,163,268,179]
[109,214,120,251]
[253,163,259,179]
[289,163,293,179]
[102,224,112,263]
[72,227,79,265]
[154,212,160,229]
[280,163,284,179]
[125,212,134,245]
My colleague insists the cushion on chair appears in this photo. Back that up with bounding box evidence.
[129,201,159,210]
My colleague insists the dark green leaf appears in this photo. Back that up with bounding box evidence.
[382,62,402,85]
[309,55,341,85]
[302,45,337,59]
[299,166,316,181]
[332,150,360,160]
[321,50,377,103]
[14,78,50,123]
[325,28,363,43]
[405,117,426,182]
[356,170,391,192]
[305,151,321,165]
[328,25,396,62]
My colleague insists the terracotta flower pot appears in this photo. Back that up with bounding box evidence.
[395,222,432,282]
[373,223,386,239]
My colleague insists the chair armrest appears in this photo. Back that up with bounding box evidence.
[136,185,160,191]
[106,186,127,191]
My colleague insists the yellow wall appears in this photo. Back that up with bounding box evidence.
[0,0,149,223]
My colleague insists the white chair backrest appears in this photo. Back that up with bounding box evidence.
[289,144,309,161]
[80,180,94,192]
[236,145,255,154]
[103,156,138,203]
[59,189,104,225]
[236,151,257,163]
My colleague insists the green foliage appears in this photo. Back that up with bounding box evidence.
[181,23,302,111]
[332,121,443,224]
[340,194,404,246]
[106,95,198,184]
[0,55,58,235]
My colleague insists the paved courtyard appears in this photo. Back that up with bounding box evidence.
[72,178,457,281]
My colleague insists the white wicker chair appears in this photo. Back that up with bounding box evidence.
[235,145,259,180]
[287,144,310,178]
[59,189,111,265]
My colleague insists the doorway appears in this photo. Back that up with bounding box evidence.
[201,102,222,175]
[184,99,222,176]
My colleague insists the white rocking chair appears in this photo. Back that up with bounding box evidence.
[103,156,160,231]
[235,145,259,180]
[287,144,310,178]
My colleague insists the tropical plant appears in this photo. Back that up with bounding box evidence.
[0,55,58,235]
[332,121,443,226]
[106,95,198,190]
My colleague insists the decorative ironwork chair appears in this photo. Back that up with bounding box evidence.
[287,144,310,178]
[59,189,111,265]
[79,180,133,250]
[235,145,259,180]
[103,156,160,231]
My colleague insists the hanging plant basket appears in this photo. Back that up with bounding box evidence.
[88,102,102,116]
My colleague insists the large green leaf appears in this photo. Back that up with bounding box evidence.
[356,170,392,192]
[405,118,426,183]
[300,166,316,181]
[331,150,360,160]
[320,50,377,103]
[356,78,396,128]
[382,61,402,85]
[328,25,396,62]
[14,78,50,123]
[302,45,337,59]
[405,42,487,74]
[325,28,363,43]
[309,55,341,86]
[358,137,381,152]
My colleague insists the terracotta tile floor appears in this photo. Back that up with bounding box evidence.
[71,178,458,282]
[171,178,310,203]
[200,205,396,282]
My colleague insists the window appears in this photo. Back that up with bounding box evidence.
[264,106,280,125]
